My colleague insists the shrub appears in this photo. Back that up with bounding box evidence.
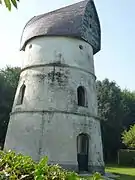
[118,149,135,166]
[0,150,103,179]
[0,150,35,179]
[122,125,135,149]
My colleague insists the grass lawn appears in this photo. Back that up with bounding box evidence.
[106,164,135,180]
[80,165,135,179]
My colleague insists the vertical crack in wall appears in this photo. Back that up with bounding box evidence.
[38,112,45,160]
[52,65,55,82]
[38,70,46,160]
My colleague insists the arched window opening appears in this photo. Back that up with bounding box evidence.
[77,134,89,154]
[77,86,87,107]
[16,84,26,105]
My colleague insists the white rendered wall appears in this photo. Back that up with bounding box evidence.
[5,36,104,172]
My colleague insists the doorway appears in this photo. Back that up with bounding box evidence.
[77,133,89,172]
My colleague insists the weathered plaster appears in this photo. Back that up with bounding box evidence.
[5,36,104,174]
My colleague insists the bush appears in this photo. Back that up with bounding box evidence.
[118,149,135,166]
[0,150,104,180]
[122,125,135,149]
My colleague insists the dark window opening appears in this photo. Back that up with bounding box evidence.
[77,86,87,107]
[29,44,32,49]
[77,134,89,154]
[79,45,83,50]
[16,84,26,105]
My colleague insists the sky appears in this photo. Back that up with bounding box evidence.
[0,0,135,91]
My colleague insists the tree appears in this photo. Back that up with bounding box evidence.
[0,0,19,11]
[96,79,135,162]
[122,124,135,149]
[1,66,20,88]
[121,90,135,129]
[0,66,21,149]
[96,79,128,162]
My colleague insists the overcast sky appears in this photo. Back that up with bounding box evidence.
[0,0,135,91]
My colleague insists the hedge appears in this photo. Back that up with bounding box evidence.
[0,150,103,180]
[118,149,135,166]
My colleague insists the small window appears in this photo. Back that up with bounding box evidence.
[29,44,32,49]
[79,45,83,50]
[77,86,87,107]
[16,84,26,105]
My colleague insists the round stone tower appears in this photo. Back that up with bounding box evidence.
[4,0,104,174]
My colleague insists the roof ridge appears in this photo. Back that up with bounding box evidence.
[26,0,87,26]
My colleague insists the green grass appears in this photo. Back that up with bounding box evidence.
[106,164,135,180]
[80,165,135,179]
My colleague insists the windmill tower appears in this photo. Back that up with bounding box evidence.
[5,0,104,174]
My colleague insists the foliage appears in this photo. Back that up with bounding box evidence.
[117,149,135,166]
[1,66,21,88]
[0,66,21,149]
[0,150,103,180]
[91,172,103,180]
[122,125,135,149]
[0,0,19,11]
[0,150,35,179]
[96,79,128,162]
[96,79,135,162]
[121,90,135,130]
